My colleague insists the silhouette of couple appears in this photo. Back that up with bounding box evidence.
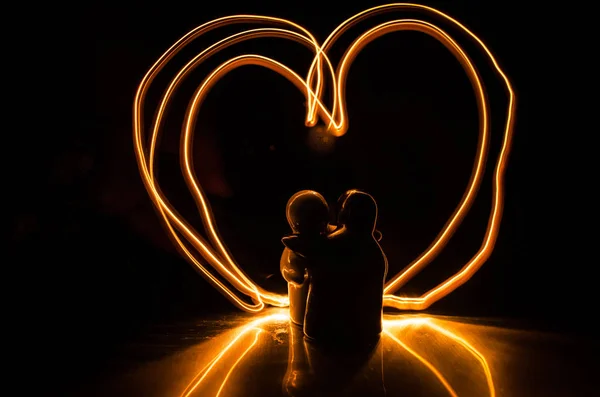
[280,189,388,347]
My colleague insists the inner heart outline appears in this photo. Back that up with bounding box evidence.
[133,3,515,312]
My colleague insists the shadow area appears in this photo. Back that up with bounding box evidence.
[283,322,384,397]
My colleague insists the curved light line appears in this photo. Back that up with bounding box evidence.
[383,317,495,396]
[334,18,490,299]
[179,328,259,397]
[133,4,515,313]
[423,319,496,397]
[383,329,458,397]
[177,53,334,307]
[179,313,287,397]
[215,329,262,397]
[133,15,332,310]
[177,30,338,307]
[304,3,516,307]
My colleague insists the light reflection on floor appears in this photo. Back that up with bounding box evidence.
[88,310,595,397]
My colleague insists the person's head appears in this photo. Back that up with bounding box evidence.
[286,190,329,234]
[337,190,378,233]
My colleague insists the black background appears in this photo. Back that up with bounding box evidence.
[12,0,593,389]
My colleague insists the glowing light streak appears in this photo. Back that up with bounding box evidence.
[215,329,262,397]
[179,330,255,397]
[181,50,338,308]
[350,4,516,309]
[423,319,496,397]
[133,4,515,312]
[334,18,491,308]
[383,329,458,397]
[384,317,496,396]
[179,314,495,396]
[180,313,288,397]
[134,17,338,311]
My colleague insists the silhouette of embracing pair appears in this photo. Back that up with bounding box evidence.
[280,189,388,347]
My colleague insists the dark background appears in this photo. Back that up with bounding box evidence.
[13,0,592,390]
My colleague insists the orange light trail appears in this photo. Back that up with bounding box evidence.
[133,4,515,312]
[214,329,262,397]
[134,17,337,311]
[179,312,288,397]
[179,314,495,396]
[383,330,459,397]
[383,317,496,397]
[179,328,262,397]
[423,320,496,397]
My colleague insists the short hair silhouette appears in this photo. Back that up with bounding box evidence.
[337,190,378,233]
[286,190,329,234]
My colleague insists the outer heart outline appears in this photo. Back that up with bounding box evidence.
[181,20,489,309]
[133,4,515,312]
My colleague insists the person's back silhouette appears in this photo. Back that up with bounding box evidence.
[303,190,388,348]
[280,190,330,326]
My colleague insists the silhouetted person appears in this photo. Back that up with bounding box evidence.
[281,190,330,326]
[302,190,388,348]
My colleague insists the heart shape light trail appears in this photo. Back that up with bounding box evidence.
[133,3,515,313]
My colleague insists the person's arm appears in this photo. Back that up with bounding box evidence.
[282,235,309,257]
[281,236,308,284]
